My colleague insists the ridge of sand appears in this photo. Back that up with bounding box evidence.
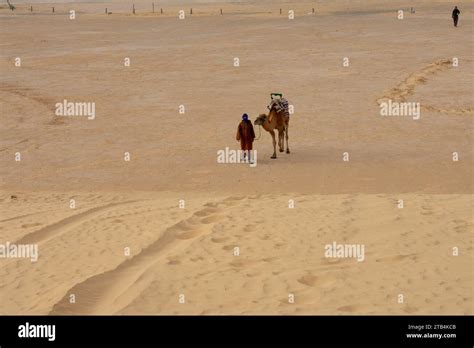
[377,59,452,103]
[1,191,472,315]
[376,59,474,116]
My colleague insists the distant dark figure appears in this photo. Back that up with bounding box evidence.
[6,0,15,10]
[452,6,460,27]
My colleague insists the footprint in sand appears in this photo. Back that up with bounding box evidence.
[246,272,260,278]
[244,224,255,232]
[297,275,318,287]
[194,207,220,217]
[229,259,258,268]
[211,236,230,243]
[204,196,245,209]
[167,258,181,265]
[321,257,342,265]
[174,214,219,240]
[223,196,247,203]
[21,222,42,228]
[375,253,417,262]
[453,220,469,233]
[420,206,434,216]
[297,274,336,287]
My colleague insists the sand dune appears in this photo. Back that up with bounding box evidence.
[0,0,472,315]
[0,192,472,315]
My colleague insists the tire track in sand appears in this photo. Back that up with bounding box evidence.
[14,200,141,245]
[376,59,473,115]
[49,197,245,314]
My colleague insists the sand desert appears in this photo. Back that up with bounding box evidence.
[0,0,472,315]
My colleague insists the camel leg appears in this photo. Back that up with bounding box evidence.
[278,130,284,152]
[285,123,290,154]
[270,130,277,159]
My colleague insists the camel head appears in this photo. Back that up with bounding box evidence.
[254,114,267,126]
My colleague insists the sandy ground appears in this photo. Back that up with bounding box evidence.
[0,0,472,314]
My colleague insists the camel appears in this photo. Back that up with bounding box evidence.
[254,104,290,159]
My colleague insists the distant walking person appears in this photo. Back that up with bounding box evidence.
[452,6,460,27]
[236,114,255,162]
